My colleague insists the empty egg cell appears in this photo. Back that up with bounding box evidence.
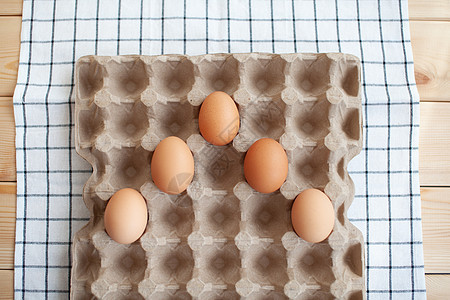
[243,56,286,99]
[107,147,151,192]
[87,148,112,200]
[239,97,286,142]
[108,243,147,283]
[287,243,335,287]
[326,99,361,143]
[85,148,109,185]
[195,55,240,96]
[288,55,331,97]
[72,240,100,299]
[341,107,361,141]
[343,243,364,277]
[105,58,149,99]
[91,243,147,299]
[288,97,331,141]
[106,101,149,143]
[149,100,197,141]
[331,59,360,97]
[147,243,194,285]
[241,192,292,239]
[150,58,195,99]
[243,244,288,289]
[77,105,106,148]
[288,145,331,191]
[195,193,240,239]
[149,193,194,239]
[76,59,105,102]
[195,242,241,286]
[193,143,244,191]
[82,194,108,228]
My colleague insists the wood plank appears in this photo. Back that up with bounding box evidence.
[0,0,22,16]
[409,0,450,21]
[0,270,13,299]
[0,16,21,97]
[0,97,15,182]
[411,21,450,102]
[425,274,450,299]
[419,102,450,186]
[0,182,15,270]
[421,187,450,273]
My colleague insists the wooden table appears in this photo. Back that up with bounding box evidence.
[0,1,449,298]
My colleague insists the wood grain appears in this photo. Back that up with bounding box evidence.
[0,270,13,299]
[0,182,15,270]
[409,0,450,21]
[411,21,450,102]
[419,102,450,186]
[421,187,450,273]
[0,97,15,182]
[0,0,22,16]
[425,275,450,299]
[0,16,21,97]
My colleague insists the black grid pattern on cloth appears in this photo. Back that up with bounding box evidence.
[13,0,426,299]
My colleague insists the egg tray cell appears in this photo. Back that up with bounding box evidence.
[72,53,365,300]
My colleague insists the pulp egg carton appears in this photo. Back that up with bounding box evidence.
[72,53,365,300]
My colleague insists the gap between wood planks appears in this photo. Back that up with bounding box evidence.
[408,0,450,22]
[0,0,22,17]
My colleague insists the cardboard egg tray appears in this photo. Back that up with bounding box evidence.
[72,53,365,300]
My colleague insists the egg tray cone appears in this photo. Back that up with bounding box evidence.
[72,53,365,300]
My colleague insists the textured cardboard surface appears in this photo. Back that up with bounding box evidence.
[72,53,364,299]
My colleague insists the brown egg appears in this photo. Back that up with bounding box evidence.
[104,188,148,244]
[244,138,288,193]
[151,136,194,194]
[291,188,335,243]
[199,91,240,146]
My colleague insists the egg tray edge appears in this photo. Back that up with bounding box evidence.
[71,53,365,300]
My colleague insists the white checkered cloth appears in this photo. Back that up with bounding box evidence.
[13,0,426,299]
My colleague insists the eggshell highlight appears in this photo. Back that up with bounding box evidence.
[244,138,288,193]
[104,188,148,244]
[199,91,240,146]
[151,136,194,194]
[291,188,335,243]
